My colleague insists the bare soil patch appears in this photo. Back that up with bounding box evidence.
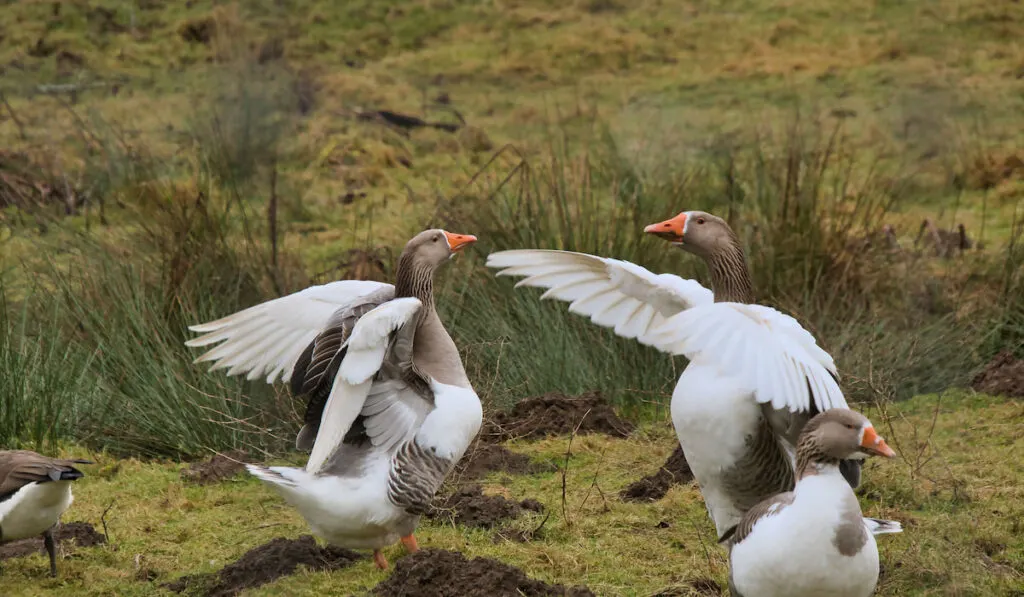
[481,391,634,443]
[180,450,247,485]
[0,521,106,560]
[650,577,723,596]
[971,351,1024,398]
[372,548,595,597]
[164,535,361,597]
[429,485,544,529]
[455,442,556,481]
[620,446,694,503]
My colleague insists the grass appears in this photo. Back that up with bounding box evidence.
[1,390,1021,596]
[0,1,1023,594]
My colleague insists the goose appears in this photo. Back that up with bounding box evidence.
[486,211,900,539]
[0,450,91,577]
[720,408,897,597]
[185,229,483,569]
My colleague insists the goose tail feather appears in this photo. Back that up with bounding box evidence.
[864,517,903,536]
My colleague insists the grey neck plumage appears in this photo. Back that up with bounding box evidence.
[393,251,470,388]
[794,439,840,480]
[704,234,755,304]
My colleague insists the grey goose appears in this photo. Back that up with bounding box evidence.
[485,211,899,539]
[0,450,91,577]
[185,229,482,569]
[720,408,898,597]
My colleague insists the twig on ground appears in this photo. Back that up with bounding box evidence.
[100,499,117,544]
[577,446,610,514]
[560,408,592,529]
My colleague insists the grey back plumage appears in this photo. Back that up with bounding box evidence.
[291,287,396,451]
[719,491,796,548]
[318,315,436,478]
[0,451,91,503]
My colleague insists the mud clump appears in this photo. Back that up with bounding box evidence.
[971,351,1024,398]
[181,450,247,485]
[482,391,634,443]
[372,548,595,597]
[164,535,361,597]
[651,577,722,596]
[620,446,694,502]
[429,485,544,529]
[455,442,556,480]
[0,521,106,560]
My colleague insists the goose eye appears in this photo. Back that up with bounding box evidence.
[432,236,439,242]
[696,217,706,225]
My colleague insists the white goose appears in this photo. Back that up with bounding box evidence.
[185,229,483,569]
[721,408,897,597]
[486,211,901,539]
[0,450,91,577]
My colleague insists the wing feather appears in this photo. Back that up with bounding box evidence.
[647,302,848,414]
[305,298,423,474]
[186,280,393,385]
[488,249,712,348]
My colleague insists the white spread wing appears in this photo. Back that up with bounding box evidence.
[486,249,713,347]
[185,280,393,384]
[646,302,846,414]
[306,297,423,474]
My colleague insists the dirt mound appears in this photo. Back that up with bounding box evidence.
[620,446,694,502]
[971,351,1024,398]
[651,577,722,596]
[372,548,595,597]
[181,450,247,485]
[0,521,106,560]
[164,535,361,597]
[455,443,556,480]
[429,485,544,529]
[482,391,634,442]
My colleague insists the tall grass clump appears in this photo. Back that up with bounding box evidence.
[0,290,98,450]
[441,113,1018,411]
[1,109,309,458]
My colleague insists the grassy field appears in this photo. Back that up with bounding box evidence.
[1,1,1023,596]
[1,391,1021,596]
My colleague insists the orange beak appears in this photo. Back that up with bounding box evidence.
[443,231,477,253]
[860,426,896,458]
[644,212,688,242]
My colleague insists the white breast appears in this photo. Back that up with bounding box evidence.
[671,361,761,533]
[0,482,74,542]
[415,381,483,462]
[730,475,880,597]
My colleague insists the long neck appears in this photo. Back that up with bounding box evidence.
[706,238,755,303]
[393,252,470,387]
[395,252,434,308]
[795,441,841,480]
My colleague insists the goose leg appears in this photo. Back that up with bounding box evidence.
[372,549,389,570]
[400,533,419,553]
[43,527,57,578]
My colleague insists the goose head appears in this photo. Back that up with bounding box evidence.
[643,210,736,259]
[801,409,896,462]
[402,228,478,268]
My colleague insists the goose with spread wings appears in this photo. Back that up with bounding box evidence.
[185,229,483,569]
[486,211,896,540]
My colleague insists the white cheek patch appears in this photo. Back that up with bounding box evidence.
[682,212,691,234]
[442,235,452,250]
[857,425,866,445]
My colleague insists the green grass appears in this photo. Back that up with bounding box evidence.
[1,390,1020,596]
[0,3,1022,594]
[2,0,1023,262]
